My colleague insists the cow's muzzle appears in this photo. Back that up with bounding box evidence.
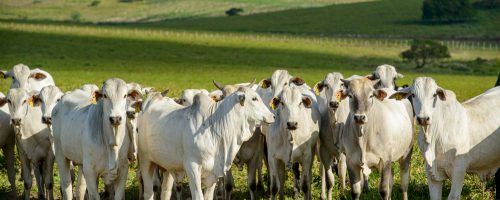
[42,116,52,125]
[109,116,122,126]
[329,101,339,109]
[126,111,136,119]
[416,116,431,126]
[354,114,367,124]
[287,122,298,130]
[11,118,22,126]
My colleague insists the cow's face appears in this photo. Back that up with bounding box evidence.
[101,79,129,127]
[314,72,346,111]
[272,87,312,132]
[342,78,386,125]
[39,85,63,125]
[260,70,305,102]
[390,77,446,127]
[3,88,40,128]
[126,83,143,120]
[178,89,209,106]
[1,64,47,90]
[367,64,403,90]
[237,87,274,125]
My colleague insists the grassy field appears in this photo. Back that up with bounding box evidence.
[0,20,498,199]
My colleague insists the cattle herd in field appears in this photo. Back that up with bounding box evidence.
[0,63,499,200]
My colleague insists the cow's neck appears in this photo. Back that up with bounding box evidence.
[207,95,249,177]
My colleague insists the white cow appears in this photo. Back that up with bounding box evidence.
[267,86,320,200]
[52,78,134,200]
[0,92,16,193]
[367,64,405,90]
[258,69,309,196]
[211,80,267,200]
[1,88,55,200]
[390,77,500,200]
[138,86,274,200]
[1,63,55,92]
[340,77,413,200]
[313,72,349,200]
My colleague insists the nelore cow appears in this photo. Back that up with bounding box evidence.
[390,77,500,200]
[52,78,137,200]
[341,77,413,200]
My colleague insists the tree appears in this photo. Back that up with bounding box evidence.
[400,40,451,69]
[422,0,475,23]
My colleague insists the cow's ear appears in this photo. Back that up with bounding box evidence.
[302,96,312,108]
[92,91,103,104]
[436,88,446,101]
[238,94,245,106]
[210,94,221,102]
[28,93,42,107]
[142,87,154,95]
[29,72,47,80]
[291,77,305,86]
[0,97,7,107]
[365,73,376,80]
[260,78,271,89]
[270,97,280,110]
[313,81,325,95]
[373,89,387,101]
[174,98,185,105]
[389,87,411,101]
[128,90,142,100]
[132,101,143,113]
[160,89,169,97]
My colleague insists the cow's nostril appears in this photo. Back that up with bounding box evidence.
[11,119,21,125]
[109,117,122,125]
[329,101,339,108]
[42,117,52,124]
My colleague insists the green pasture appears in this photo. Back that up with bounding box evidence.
[0,20,498,199]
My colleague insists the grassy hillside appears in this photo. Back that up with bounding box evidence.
[0,0,367,22]
[139,0,500,40]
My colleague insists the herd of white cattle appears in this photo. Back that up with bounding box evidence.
[0,63,499,200]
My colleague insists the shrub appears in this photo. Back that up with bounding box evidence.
[70,12,81,22]
[89,0,100,7]
[400,40,451,69]
[422,0,475,23]
[225,8,244,16]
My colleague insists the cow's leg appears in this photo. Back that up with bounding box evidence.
[161,171,174,200]
[204,182,217,200]
[379,161,393,200]
[19,150,32,200]
[140,159,157,200]
[399,147,412,200]
[43,154,55,200]
[347,163,362,200]
[319,149,334,200]
[58,156,73,200]
[338,153,347,192]
[113,161,128,200]
[153,167,163,200]
[247,159,259,200]
[276,160,286,200]
[224,170,234,200]
[3,144,17,193]
[185,161,204,200]
[425,166,443,200]
[301,154,314,200]
[34,162,45,199]
[75,166,87,200]
[136,166,143,200]
[448,165,467,200]
[292,162,301,198]
[268,157,278,200]
[175,173,184,200]
[83,166,100,200]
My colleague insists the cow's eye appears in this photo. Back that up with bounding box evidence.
[23,100,26,104]
[284,83,288,86]
[411,94,415,98]
[348,94,353,98]
[124,95,127,98]
[324,85,329,89]
[103,94,108,99]
[7,100,11,104]
[252,97,258,101]
[56,98,61,102]
[433,93,437,98]
[369,94,374,98]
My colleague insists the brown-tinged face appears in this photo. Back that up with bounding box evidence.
[342,78,386,125]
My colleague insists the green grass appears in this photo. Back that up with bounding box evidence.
[0,21,498,199]
[0,0,368,22]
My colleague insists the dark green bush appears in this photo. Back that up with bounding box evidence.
[422,0,475,23]
[401,40,451,68]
